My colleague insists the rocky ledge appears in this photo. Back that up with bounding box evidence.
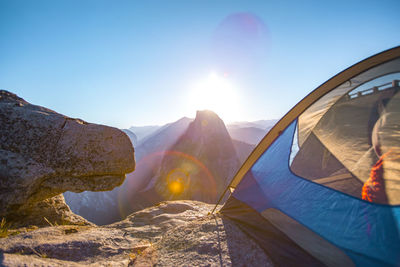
[0,200,273,266]
[0,90,135,227]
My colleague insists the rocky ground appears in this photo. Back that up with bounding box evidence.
[0,200,273,266]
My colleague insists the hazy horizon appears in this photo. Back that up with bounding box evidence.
[127,110,278,128]
[1,0,399,128]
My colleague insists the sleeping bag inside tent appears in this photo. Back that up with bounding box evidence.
[218,46,400,267]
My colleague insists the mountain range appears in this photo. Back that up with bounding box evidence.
[64,111,276,224]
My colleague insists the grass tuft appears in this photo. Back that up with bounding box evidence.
[43,217,54,227]
[31,247,48,258]
[0,218,10,238]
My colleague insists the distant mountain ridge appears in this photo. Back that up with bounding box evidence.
[130,119,277,146]
[226,119,277,145]
[227,119,278,130]
[134,117,193,160]
[129,125,161,143]
[232,139,255,163]
[65,113,276,224]
[124,110,240,213]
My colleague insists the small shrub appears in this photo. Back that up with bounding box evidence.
[0,218,9,238]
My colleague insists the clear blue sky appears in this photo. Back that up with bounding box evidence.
[1,0,399,128]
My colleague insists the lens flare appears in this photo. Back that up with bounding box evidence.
[118,150,216,218]
[211,12,270,75]
[166,168,189,195]
[168,180,184,195]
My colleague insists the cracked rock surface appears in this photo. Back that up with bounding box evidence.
[0,201,273,266]
[0,90,135,226]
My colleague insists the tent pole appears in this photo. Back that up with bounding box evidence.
[210,186,230,214]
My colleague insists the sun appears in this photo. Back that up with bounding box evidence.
[186,72,241,122]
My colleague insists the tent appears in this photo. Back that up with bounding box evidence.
[213,46,400,267]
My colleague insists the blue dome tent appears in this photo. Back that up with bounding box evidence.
[213,46,400,267]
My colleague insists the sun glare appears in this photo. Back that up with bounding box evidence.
[168,180,184,195]
[186,72,241,122]
[166,168,189,195]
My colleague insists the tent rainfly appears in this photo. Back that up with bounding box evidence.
[214,46,400,267]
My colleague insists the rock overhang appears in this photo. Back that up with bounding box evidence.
[0,90,135,216]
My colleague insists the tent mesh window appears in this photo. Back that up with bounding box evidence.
[290,59,400,205]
